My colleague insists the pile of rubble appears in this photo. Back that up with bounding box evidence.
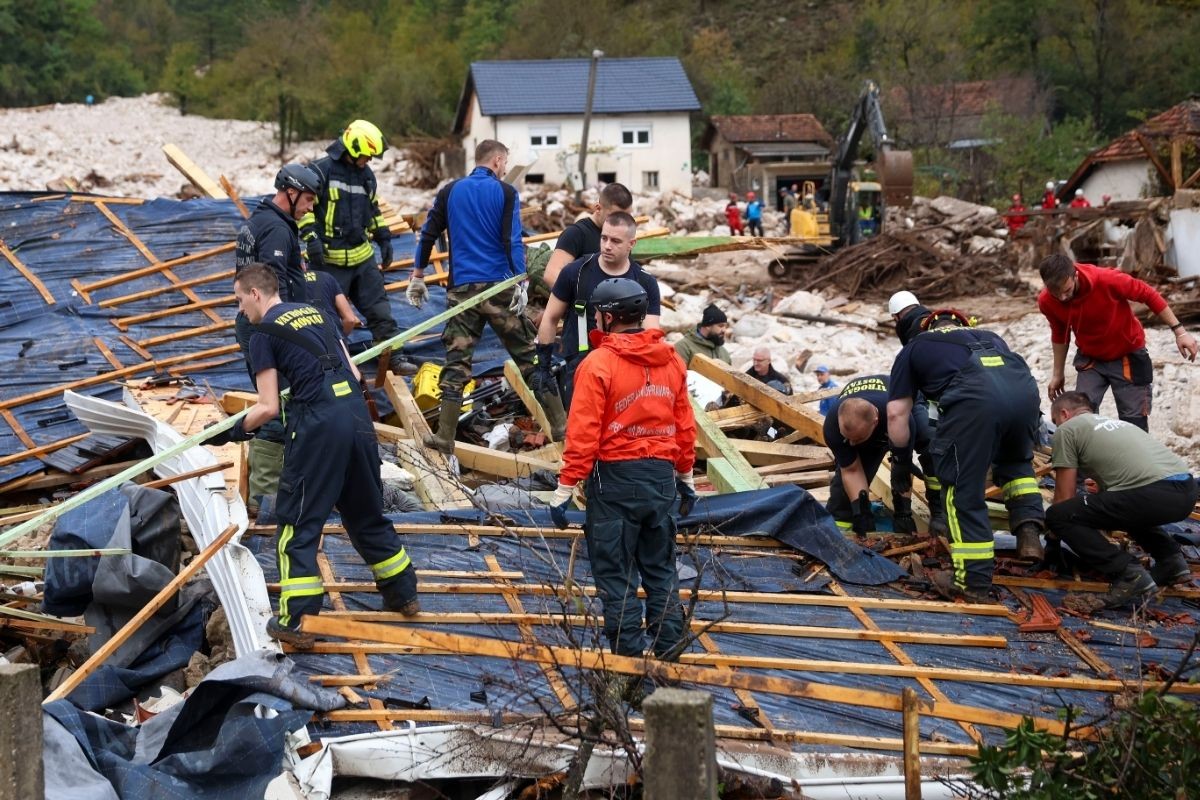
[803,195,1024,303]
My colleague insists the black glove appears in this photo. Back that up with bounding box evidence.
[1040,537,1067,573]
[376,229,393,267]
[676,475,698,517]
[529,343,558,396]
[305,238,325,270]
[550,501,571,530]
[201,419,252,446]
[889,448,913,495]
[849,489,874,536]
[891,494,916,534]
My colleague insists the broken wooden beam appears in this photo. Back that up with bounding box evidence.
[383,376,473,510]
[690,397,767,493]
[689,355,825,445]
[162,143,228,199]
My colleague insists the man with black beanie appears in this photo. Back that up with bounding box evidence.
[674,303,732,367]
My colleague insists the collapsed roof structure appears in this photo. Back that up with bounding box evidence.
[1,151,1199,799]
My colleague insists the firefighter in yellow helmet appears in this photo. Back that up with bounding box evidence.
[300,119,418,375]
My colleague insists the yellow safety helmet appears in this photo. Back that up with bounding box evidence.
[342,119,387,159]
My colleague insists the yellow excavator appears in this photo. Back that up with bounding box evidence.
[771,79,913,277]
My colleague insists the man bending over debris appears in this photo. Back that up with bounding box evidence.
[408,139,567,453]
[824,375,944,537]
[1046,391,1195,608]
[205,263,419,648]
[887,309,1045,602]
[549,278,697,661]
[1038,253,1198,432]
[535,211,661,410]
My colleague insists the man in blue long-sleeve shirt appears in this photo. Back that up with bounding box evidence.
[407,139,562,453]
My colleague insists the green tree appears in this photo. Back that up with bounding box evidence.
[980,108,1099,205]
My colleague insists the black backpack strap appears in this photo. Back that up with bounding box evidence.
[253,313,343,372]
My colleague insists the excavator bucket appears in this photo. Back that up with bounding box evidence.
[878,149,914,207]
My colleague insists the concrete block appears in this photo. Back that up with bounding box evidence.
[0,664,43,800]
[642,688,717,800]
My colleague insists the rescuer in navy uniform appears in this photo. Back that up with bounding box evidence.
[887,309,1045,602]
[205,263,419,648]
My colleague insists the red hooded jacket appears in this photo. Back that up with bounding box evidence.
[1037,262,1167,361]
[560,328,697,486]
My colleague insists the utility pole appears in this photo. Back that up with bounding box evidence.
[576,49,603,204]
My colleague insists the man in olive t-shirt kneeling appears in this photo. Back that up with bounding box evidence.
[1047,392,1196,607]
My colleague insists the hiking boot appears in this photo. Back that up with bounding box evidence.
[266,616,315,650]
[1013,521,1045,561]
[1149,553,1192,588]
[1102,564,1157,609]
[928,569,991,604]
[386,352,419,376]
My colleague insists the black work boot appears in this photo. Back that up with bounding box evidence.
[423,392,461,455]
[386,350,419,376]
[928,569,991,604]
[379,565,421,616]
[1102,564,1157,608]
[926,489,949,537]
[267,616,315,650]
[1013,521,1045,561]
[1150,553,1192,587]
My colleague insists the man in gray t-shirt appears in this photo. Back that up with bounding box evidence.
[1047,392,1196,607]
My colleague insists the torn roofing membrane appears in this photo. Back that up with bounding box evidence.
[0,192,511,484]
[7,191,1200,796]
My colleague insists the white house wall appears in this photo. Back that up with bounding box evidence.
[1081,160,1154,202]
[462,106,693,196]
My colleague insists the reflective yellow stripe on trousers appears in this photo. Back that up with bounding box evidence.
[944,486,994,589]
[277,523,324,626]
[1001,476,1040,500]
[370,548,412,582]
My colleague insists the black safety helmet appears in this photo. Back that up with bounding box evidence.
[274,163,322,195]
[591,278,648,326]
[921,308,973,331]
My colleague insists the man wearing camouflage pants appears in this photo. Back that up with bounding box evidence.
[406,139,566,453]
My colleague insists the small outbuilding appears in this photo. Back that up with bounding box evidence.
[701,114,833,206]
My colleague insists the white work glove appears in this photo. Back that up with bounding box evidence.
[551,483,573,506]
[406,274,428,309]
[508,281,529,315]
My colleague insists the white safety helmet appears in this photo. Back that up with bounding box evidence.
[1045,181,1055,190]
[888,290,920,316]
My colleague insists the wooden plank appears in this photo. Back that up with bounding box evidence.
[283,579,1013,616]
[373,421,561,479]
[0,409,35,449]
[300,616,1071,735]
[690,397,766,492]
[219,175,250,218]
[0,240,55,305]
[383,375,473,510]
[162,143,227,198]
[0,433,90,469]
[503,359,562,457]
[826,577,981,744]
[92,337,123,369]
[728,439,829,465]
[98,269,233,309]
[75,242,235,299]
[994,574,1200,601]
[320,609,1007,648]
[903,688,922,799]
[112,295,234,330]
[706,404,767,430]
[138,320,235,349]
[44,523,239,704]
[93,201,223,325]
[697,631,774,732]
[689,354,825,444]
[763,470,833,488]
[754,457,834,476]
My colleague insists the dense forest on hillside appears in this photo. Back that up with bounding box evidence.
[4,0,1200,201]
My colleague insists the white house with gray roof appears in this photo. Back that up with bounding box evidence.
[452,57,701,196]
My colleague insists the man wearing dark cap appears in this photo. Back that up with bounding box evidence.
[674,303,731,367]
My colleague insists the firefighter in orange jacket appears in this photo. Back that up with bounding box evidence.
[549,278,697,661]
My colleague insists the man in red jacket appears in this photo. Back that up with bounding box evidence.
[1038,254,1198,430]
[549,277,697,661]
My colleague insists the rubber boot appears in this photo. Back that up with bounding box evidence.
[1013,521,1045,561]
[538,389,568,441]
[423,391,461,455]
[248,439,285,504]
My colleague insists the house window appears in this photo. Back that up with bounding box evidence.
[597,172,617,184]
[642,171,659,190]
[621,125,652,147]
[529,126,560,148]
[524,173,545,184]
